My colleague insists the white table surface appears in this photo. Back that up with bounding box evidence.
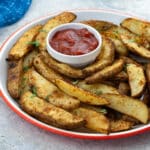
[0,0,150,149]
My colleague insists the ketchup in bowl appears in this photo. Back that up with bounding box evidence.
[50,28,98,55]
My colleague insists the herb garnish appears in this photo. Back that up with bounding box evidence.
[27,41,40,47]
[23,66,29,72]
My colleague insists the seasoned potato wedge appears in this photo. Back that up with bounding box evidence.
[36,12,76,51]
[85,59,124,84]
[127,63,146,97]
[110,120,133,132]
[121,18,150,42]
[20,91,84,129]
[77,81,119,95]
[7,59,23,98]
[33,55,63,83]
[41,51,84,78]
[8,25,42,60]
[83,36,115,75]
[29,69,80,110]
[101,94,149,123]
[54,79,109,105]
[23,49,38,69]
[121,34,150,59]
[73,107,109,133]
[81,20,116,32]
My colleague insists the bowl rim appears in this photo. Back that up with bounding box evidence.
[0,8,150,140]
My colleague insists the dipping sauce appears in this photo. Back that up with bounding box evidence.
[50,28,98,55]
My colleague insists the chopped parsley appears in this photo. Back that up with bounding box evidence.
[30,86,37,98]
[45,94,50,102]
[27,41,40,47]
[23,66,29,72]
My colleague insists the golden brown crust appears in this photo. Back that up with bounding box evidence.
[7,59,23,98]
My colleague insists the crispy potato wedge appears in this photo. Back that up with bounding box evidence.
[23,49,38,69]
[8,25,42,60]
[41,51,84,78]
[33,55,63,83]
[121,18,150,42]
[77,81,119,95]
[29,69,80,110]
[101,94,149,123]
[73,107,109,133]
[81,20,117,32]
[83,36,115,75]
[7,59,23,98]
[36,12,76,51]
[146,63,150,91]
[118,82,130,95]
[121,34,150,59]
[85,59,124,84]
[127,63,146,97]
[54,78,109,105]
[20,91,84,129]
[110,120,133,132]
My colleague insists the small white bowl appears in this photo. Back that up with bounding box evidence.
[46,23,102,68]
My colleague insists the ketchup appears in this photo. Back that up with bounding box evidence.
[50,28,98,55]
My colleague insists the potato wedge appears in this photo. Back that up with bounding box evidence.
[85,59,124,84]
[8,25,42,60]
[77,81,119,95]
[121,34,150,59]
[54,79,109,105]
[127,63,146,97]
[110,120,133,132]
[7,59,23,98]
[41,51,84,78]
[73,107,109,133]
[20,91,84,129]
[29,69,80,110]
[81,20,117,32]
[33,55,63,83]
[36,12,76,51]
[23,49,38,69]
[83,36,115,75]
[121,18,150,42]
[101,93,149,123]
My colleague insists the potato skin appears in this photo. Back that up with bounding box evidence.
[8,25,42,60]
[83,36,115,75]
[146,64,150,91]
[85,59,124,84]
[36,12,76,51]
[20,91,85,129]
[41,51,84,78]
[7,59,23,98]
[81,20,117,32]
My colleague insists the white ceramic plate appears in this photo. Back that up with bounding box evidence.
[0,9,150,140]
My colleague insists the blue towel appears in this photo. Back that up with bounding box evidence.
[0,0,32,27]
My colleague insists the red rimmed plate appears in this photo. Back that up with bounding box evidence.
[0,9,150,140]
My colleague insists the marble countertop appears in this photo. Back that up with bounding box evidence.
[0,0,150,149]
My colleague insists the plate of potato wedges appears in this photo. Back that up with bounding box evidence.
[0,9,150,140]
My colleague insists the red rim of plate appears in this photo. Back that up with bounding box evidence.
[0,8,150,140]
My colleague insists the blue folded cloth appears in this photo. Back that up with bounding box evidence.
[0,0,32,27]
